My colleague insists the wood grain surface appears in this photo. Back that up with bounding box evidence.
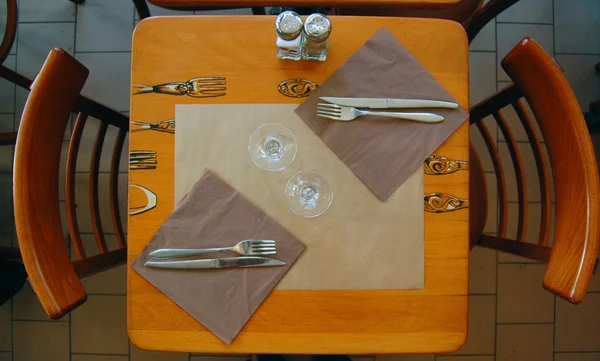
[129,16,470,354]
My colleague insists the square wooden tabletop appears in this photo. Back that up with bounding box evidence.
[128,16,470,354]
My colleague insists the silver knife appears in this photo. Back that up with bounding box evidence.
[320,97,458,109]
[144,256,285,269]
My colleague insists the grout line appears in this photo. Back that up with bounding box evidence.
[12,319,68,323]
[74,50,132,54]
[469,50,497,54]
[496,322,555,325]
[18,20,75,24]
[437,355,496,358]
[86,293,127,296]
[496,21,554,26]
[553,294,557,360]
[551,1,556,343]
[68,312,72,361]
[554,52,600,56]
[71,352,130,356]
[10,299,14,361]
[494,16,499,361]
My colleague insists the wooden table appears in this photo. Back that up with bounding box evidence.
[128,16,470,354]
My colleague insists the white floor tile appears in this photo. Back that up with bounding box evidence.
[555,0,600,54]
[76,0,134,52]
[497,0,553,24]
[0,55,16,113]
[75,52,132,112]
[0,115,13,171]
[16,22,75,79]
[470,51,497,105]
[555,54,600,112]
[136,3,193,18]
[497,23,554,81]
[469,20,495,52]
[195,8,253,15]
[0,301,11,351]
[18,0,76,22]
[0,173,12,233]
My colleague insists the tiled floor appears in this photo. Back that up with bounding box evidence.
[0,0,599,361]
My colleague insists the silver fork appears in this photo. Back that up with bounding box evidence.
[149,240,276,259]
[317,103,444,123]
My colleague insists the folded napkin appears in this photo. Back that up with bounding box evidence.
[132,169,306,344]
[295,27,469,201]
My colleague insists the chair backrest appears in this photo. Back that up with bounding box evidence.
[470,37,600,304]
[0,0,17,64]
[14,48,129,319]
[466,0,520,42]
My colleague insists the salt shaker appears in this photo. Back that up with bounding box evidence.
[302,13,331,61]
[275,11,303,61]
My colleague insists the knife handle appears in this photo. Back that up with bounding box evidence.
[387,99,458,109]
[362,111,444,123]
[149,248,229,259]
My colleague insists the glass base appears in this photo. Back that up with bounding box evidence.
[248,123,297,172]
[285,170,333,218]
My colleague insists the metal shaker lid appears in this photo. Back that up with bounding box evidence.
[275,11,303,40]
[304,13,331,41]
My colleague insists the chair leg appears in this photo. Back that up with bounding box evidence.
[252,7,266,15]
[133,0,152,19]
[68,0,85,4]
[0,132,17,146]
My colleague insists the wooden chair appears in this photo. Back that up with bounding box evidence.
[0,0,18,145]
[469,37,600,304]
[335,0,520,43]
[12,48,128,319]
[67,0,265,20]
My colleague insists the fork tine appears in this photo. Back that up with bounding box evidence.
[317,102,341,109]
[317,104,342,112]
[317,109,342,117]
[197,76,226,81]
[316,106,341,113]
[198,86,227,91]
[251,247,277,251]
[251,251,277,255]
[249,239,276,244]
[317,111,341,118]
[251,244,277,249]
[317,114,341,120]
[197,82,226,86]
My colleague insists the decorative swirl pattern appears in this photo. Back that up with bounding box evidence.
[278,78,319,98]
[424,192,468,213]
[424,155,469,175]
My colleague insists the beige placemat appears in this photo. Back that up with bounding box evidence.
[175,104,424,290]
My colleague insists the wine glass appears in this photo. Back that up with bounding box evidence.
[248,123,297,172]
[285,170,333,218]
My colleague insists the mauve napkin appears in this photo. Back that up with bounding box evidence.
[295,27,469,201]
[132,169,306,344]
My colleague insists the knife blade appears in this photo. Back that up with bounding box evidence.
[320,97,458,109]
[144,256,285,269]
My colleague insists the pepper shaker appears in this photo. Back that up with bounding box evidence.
[275,11,303,61]
[302,13,331,61]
